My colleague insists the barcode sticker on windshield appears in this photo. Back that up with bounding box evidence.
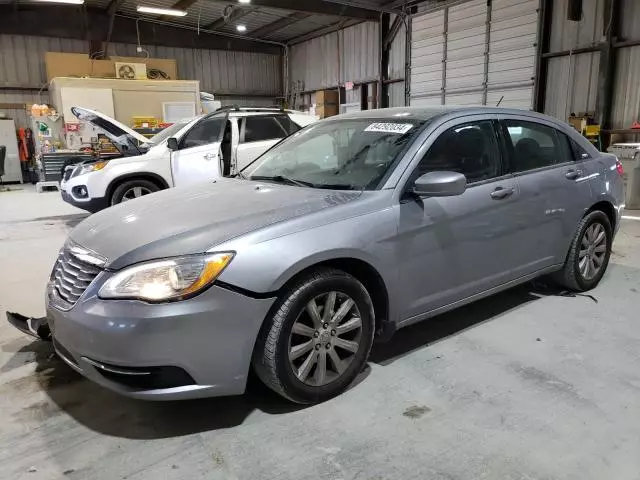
[364,123,413,134]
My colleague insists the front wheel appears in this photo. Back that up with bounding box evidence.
[110,179,159,206]
[252,268,375,404]
[554,210,612,291]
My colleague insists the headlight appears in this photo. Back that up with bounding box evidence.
[78,161,109,176]
[99,253,234,302]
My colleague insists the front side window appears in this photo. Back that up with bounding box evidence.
[244,118,427,190]
[180,116,225,149]
[415,120,501,184]
[503,120,564,172]
[243,115,293,143]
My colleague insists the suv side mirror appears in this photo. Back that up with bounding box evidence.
[413,171,466,197]
[167,137,179,151]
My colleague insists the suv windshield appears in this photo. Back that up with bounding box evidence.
[243,118,426,190]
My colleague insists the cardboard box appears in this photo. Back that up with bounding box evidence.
[316,89,339,106]
[44,52,178,81]
[316,104,339,119]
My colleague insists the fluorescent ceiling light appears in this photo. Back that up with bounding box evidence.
[238,0,251,3]
[236,24,247,32]
[35,0,85,4]
[137,5,187,16]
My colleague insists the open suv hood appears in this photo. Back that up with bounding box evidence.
[71,107,150,157]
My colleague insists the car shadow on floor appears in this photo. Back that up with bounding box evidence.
[370,284,542,365]
[14,283,546,440]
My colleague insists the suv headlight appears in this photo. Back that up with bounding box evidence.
[99,253,234,302]
[78,160,109,176]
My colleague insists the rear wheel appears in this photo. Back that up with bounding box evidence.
[252,268,375,404]
[110,179,159,206]
[554,210,612,291]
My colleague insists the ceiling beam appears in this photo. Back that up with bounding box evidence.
[0,5,282,54]
[287,18,362,44]
[206,5,257,30]
[249,12,310,39]
[228,0,379,20]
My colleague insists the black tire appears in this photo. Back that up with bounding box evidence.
[554,210,612,291]
[252,268,375,404]
[110,179,160,206]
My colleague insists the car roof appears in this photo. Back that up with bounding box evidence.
[331,106,560,123]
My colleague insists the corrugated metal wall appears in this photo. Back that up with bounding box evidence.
[288,22,380,92]
[611,0,640,129]
[549,0,604,51]
[543,0,603,122]
[0,34,281,129]
[544,51,599,120]
[0,34,88,129]
[612,46,640,129]
[107,42,281,97]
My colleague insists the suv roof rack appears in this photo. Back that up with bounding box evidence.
[214,105,290,113]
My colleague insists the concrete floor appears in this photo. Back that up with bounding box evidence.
[1,185,640,480]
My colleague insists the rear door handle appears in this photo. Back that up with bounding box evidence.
[204,153,217,161]
[490,187,515,200]
[565,169,582,180]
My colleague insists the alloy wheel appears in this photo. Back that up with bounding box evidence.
[579,222,608,280]
[288,291,363,387]
[122,186,152,201]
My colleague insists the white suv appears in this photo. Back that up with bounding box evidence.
[61,107,317,212]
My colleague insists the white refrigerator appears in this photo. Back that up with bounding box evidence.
[0,119,22,183]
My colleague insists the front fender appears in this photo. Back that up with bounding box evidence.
[215,207,402,322]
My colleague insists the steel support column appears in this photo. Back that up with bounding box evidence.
[596,0,620,129]
[379,12,391,109]
[533,0,553,112]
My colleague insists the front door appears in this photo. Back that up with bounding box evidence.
[397,118,522,321]
[170,114,227,186]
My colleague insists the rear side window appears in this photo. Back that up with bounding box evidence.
[243,115,294,143]
[416,120,502,184]
[503,120,563,172]
[180,117,225,149]
[570,138,592,160]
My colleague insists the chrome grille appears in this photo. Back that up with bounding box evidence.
[51,246,103,307]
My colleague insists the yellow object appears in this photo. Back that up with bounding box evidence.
[584,125,601,137]
[131,116,159,128]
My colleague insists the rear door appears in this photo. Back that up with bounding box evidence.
[170,114,227,186]
[235,114,300,171]
[498,116,593,269]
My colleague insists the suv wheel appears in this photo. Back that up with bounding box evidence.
[252,268,375,404]
[110,179,159,205]
[555,210,612,291]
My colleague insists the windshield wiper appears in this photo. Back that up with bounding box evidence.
[235,171,247,179]
[250,175,315,188]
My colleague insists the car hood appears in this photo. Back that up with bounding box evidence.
[69,179,362,270]
[71,107,149,157]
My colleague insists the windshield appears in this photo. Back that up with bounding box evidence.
[243,118,426,190]
[144,121,190,146]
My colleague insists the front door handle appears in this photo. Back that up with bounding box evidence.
[565,169,582,180]
[490,187,515,200]
[204,153,217,161]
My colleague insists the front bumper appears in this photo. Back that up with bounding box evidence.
[47,281,275,400]
[60,189,109,213]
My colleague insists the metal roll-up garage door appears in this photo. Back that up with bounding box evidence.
[410,0,539,109]
[486,0,540,108]
[410,9,445,107]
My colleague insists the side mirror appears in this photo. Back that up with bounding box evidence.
[167,137,179,151]
[413,171,466,197]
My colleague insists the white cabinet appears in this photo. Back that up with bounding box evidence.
[0,119,22,184]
